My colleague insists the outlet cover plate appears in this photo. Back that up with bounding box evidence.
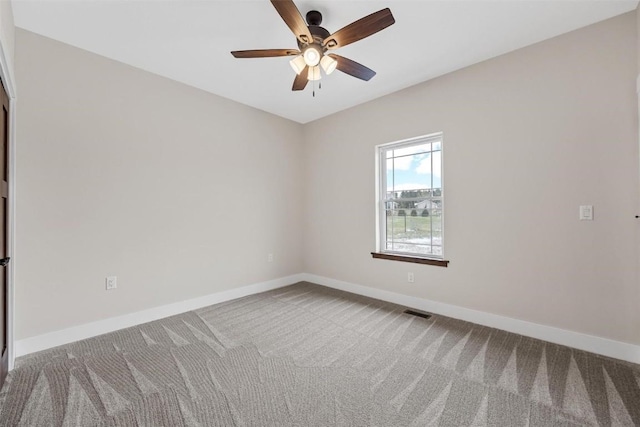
[579,205,593,221]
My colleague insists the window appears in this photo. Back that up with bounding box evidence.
[374,133,447,265]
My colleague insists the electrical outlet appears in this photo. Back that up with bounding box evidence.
[579,205,593,221]
[267,253,274,263]
[106,276,117,290]
[408,272,414,283]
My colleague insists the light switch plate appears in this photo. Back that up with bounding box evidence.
[579,205,593,221]
[106,276,117,290]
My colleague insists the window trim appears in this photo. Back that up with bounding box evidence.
[375,132,447,263]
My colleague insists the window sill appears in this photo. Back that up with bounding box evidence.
[371,252,449,267]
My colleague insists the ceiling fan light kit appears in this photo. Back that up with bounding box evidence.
[289,55,306,75]
[302,45,322,67]
[308,66,321,81]
[230,0,395,92]
[320,55,337,75]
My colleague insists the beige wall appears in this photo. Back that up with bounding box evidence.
[15,29,304,339]
[303,12,640,345]
[637,4,640,73]
[14,11,640,346]
[0,0,14,74]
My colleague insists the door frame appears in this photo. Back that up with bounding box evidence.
[0,39,16,371]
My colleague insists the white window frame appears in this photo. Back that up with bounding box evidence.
[375,132,445,260]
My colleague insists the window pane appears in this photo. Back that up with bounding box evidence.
[387,213,432,242]
[432,150,442,189]
[387,155,432,193]
[390,190,433,201]
[393,243,433,255]
[391,153,430,191]
[416,153,431,184]
[379,134,444,259]
[386,158,393,190]
[393,143,430,158]
[388,200,429,210]
[430,199,442,210]
[430,209,442,224]
[385,211,395,244]
[431,209,442,247]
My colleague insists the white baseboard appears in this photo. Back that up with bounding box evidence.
[14,274,305,358]
[301,274,640,364]
[15,272,640,365]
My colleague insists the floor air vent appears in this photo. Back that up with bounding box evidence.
[403,309,432,320]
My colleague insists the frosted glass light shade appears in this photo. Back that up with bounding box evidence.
[289,55,306,75]
[303,46,321,66]
[320,55,337,75]
[308,66,321,81]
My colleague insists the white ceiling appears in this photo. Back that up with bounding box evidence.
[13,0,639,124]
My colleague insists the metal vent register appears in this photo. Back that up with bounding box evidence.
[403,309,432,320]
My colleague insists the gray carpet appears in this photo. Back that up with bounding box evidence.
[1,282,639,426]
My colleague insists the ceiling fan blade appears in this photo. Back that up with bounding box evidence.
[323,8,395,50]
[271,0,314,45]
[231,49,300,58]
[292,66,309,91]
[328,54,376,81]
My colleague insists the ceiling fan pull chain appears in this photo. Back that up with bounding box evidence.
[313,79,315,97]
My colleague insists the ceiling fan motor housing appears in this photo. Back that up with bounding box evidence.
[309,25,330,43]
[294,10,329,48]
[297,27,330,49]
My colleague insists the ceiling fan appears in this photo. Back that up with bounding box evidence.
[231,0,395,91]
